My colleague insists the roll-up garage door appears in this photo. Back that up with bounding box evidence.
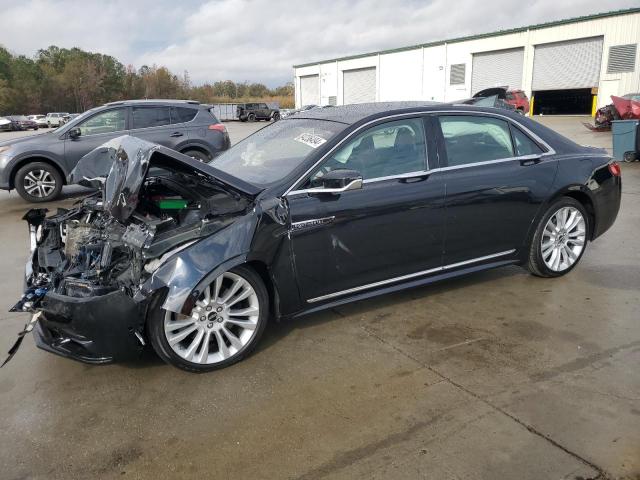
[532,37,604,90]
[472,48,524,94]
[300,75,320,106]
[343,67,376,104]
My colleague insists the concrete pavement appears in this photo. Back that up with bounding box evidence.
[0,117,638,479]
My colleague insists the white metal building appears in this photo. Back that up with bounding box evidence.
[293,8,640,115]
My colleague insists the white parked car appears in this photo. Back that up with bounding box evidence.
[45,112,69,127]
[28,115,48,128]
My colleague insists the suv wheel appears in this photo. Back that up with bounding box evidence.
[14,162,63,202]
[183,149,210,162]
[247,113,256,122]
[272,112,280,121]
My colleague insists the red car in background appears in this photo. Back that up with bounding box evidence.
[505,89,530,114]
[473,87,530,114]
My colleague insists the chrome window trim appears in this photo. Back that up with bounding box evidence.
[288,170,434,196]
[306,249,516,303]
[284,109,555,197]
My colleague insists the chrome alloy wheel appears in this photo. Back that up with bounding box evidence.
[541,206,586,272]
[163,272,260,364]
[23,169,56,198]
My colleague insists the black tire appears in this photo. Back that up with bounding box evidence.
[147,265,269,373]
[525,197,589,278]
[272,112,280,121]
[14,161,63,202]
[247,113,256,122]
[182,149,210,162]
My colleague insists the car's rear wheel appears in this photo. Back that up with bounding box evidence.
[14,162,63,202]
[526,197,589,277]
[147,265,269,373]
[182,149,210,162]
[247,113,256,122]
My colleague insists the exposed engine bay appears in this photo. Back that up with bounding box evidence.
[24,166,251,301]
[0,135,265,368]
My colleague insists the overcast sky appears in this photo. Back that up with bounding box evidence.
[0,0,637,86]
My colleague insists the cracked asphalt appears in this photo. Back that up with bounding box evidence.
[0,118,638,479]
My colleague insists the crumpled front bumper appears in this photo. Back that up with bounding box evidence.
[33,289,149,364]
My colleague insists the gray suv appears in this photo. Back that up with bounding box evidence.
[0,99,231,202]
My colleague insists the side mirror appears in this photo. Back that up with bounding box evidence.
[311,169,363,194]
[69,128,81,139]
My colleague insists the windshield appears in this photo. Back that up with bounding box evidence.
[210,119,346,185]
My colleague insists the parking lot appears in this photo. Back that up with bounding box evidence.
[0,117,638,479]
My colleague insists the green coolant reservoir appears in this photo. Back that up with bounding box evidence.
[157,199,188,210]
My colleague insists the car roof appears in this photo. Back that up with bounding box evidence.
[104,99,200,107]
[286,101,542,125]
[288,102,444,124]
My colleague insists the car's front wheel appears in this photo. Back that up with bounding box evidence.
[526,197,589,277]
[147,265,269,372]
[14,162,63,202]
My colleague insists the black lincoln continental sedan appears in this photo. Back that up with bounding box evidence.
[8,102,621,372]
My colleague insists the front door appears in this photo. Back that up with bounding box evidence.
[64,107,128,166]
[435,113,558,265]
[286,116,446,303]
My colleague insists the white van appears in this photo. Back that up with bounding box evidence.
[45,112,69,127]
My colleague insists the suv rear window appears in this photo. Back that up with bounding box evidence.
[171,107,197,124]
[132,107,171,129]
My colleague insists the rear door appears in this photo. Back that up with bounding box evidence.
[434,113,558,265]
[63,107,128,167]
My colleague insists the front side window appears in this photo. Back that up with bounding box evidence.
[309,118,427,184]
[438,115,513,166]
[210,119,345,186]
[77,109,126,136]
[132,107,170,129]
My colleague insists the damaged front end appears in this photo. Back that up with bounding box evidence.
[6,135,260,365]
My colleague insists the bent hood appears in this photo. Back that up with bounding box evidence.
[68,135,261,223]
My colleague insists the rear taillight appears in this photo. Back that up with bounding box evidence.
[209,123,226,133]
[608,161,621,177]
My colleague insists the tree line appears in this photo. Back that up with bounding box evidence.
[0,45,294,115]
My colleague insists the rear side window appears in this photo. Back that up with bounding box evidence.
[132,107,171,129]
[438,115,514,166]
[171,107,197,124]
[512,127,544,156]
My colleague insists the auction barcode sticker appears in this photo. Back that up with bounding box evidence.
[294,132,327,149]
